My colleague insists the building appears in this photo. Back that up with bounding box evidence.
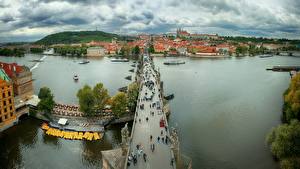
[0,69,16,131]
[0,62,34,102]
[87,47,106,57]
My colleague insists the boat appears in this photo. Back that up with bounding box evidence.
[129,69,134,72]
[125,76,132,81]
[30,59,44,62]
[164,94,174,100]
[79,60,90,64]
[118,86,128,92]
[110,58,129,62]
[163,60,185,65]
[259,54,273,58]
[73,75,79,81]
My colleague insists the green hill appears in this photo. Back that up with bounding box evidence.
[35,31,124,45]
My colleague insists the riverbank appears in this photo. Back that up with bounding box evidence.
[266,73,300,169]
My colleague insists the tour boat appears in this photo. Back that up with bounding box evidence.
[110,58,129,62]
[163,60,185,65]
[79,60,90,64]
[259,54,273,58]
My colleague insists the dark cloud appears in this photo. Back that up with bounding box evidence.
[0,0,299,42]
[142,11,154,20]
[190,0,241,15]
[0,14,15,23]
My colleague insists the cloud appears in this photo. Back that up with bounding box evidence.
[0,0,299,42]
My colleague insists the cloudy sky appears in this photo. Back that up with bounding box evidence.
[0,0,299,42]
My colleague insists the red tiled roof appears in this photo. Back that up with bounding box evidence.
[0,62,23,77]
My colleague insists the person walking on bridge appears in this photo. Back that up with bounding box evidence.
[143,153,147,162]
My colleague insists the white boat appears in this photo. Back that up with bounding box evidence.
[110,58,129,62]
[79,60,90,64]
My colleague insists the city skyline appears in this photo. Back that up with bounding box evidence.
[0,0,300,42]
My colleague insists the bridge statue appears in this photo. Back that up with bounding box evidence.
[121,123,130,146]
[170,127,180,164]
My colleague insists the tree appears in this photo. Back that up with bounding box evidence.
[127,82,139,112]
[37,87,55,114]
[266,120,300,168]
[235,45,248,57]
[111,92,128,117]
[132,45,140,56]
[120,44,131,57]
[77,85,95,116]
[93,83,110,113]
[148,44,155,53]
[283,74,300,122]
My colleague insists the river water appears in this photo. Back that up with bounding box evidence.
[1,54,299,169]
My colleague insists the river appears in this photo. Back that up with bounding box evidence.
[1,54,299,169]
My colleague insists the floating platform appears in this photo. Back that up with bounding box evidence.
[266,66,300,72]
[41,123,103,141]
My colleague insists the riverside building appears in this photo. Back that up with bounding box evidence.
[0,69,16,132]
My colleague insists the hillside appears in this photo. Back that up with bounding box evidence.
[35,31,125,45]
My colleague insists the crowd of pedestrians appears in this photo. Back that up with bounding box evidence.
[127,55,174,168]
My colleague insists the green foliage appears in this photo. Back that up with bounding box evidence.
[54,46,87,57]
[235,45,248,56]
[266,120,300,167]
[132,45,140,56]
[119,45,131,57]
[93,83,110,113]
[148,44,155,53]
[35,31,123,45]
[280,158,300,169]
[77,83,111,116]
[77,85,95,116]
[266,73,300,169]
[37,87,55,114]
[283,74,300,122]
[127,82,139,112]
[30,47,44,53]
[248,45,267,56]
[223,36,300,45]
[111,92,128,117]
[0,48,25,57]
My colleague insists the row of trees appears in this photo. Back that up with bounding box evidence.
[0,48,25,57]
[266,74,300,169]
[54,46,87,57]
[36,82,139,118]
[235,45,267,57]
[30,47,44,54]
[119,45,140,58]
[77,82,139,117]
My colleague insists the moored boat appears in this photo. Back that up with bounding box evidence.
[259,54,273,58]
[110,58,129,62]
[73,75,79,81]
[163,60,185,65]
[79,60,90,64]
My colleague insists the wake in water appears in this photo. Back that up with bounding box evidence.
[30,55,48,71]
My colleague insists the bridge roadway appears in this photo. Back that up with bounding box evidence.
[126,55,175,169]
